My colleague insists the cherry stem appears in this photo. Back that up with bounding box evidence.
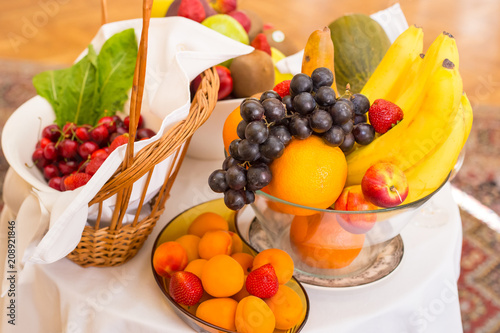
[390,185,403,203]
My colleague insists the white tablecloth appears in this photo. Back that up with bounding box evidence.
[1,156,463,333]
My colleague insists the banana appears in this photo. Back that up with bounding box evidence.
[384,53,424,103]
[361,25,423,104]
[346,59,463,186]
[301,26,339,96]
[404,93,471,202]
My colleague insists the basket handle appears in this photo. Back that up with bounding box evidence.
[101,0,108,26]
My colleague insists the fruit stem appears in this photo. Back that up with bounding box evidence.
[390,185,403,203]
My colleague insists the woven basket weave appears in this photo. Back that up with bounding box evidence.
[66,0,219,267]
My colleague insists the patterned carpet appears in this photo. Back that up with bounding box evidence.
[1,59,499,332]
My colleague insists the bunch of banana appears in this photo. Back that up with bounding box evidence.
[346,28,472,202]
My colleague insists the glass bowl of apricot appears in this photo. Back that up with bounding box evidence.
[151,198,310,332]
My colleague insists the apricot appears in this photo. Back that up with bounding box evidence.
[252,248,294,284]
[232,276,251,302]
[235,296,275,333]
[264,285,303,330]
[231,252,254,274]
[175,234,201,262]
[196,298,238,331]
[184,259,207,279]
[201,255,244,297]
[198,230,233,260]
[153,241,188,278]
[188,212,229,237]
[229,231,243,254]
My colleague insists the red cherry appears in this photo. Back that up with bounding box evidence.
[116,126,128,135]
[58,139,78,159]
[90,125,109,145]
[91,149,108,160]
[40,137,51,149]
[78,141,99,160]
[32,148,50,169]
[62,122,77,138]
[42,124,61,142]
[58,160,78,175]
[48,177,63,191]
[98,116,117,133]
[78,160,90,173]
[215,66,233,100]
[43,142,58,161]
[123,115,143,130]
[43,164,60,179]
[75,126,91,141]
[137,128,156,140]
[112,115,123,128]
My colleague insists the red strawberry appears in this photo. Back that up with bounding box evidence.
[178,0,206,23]
[251,33,272,56]
[246,263,279,298]
[109,134,129,154]
[85,154,108,176]
[273,80,291,98]
[169,271,204,306]
[368,99,404,134]
[63,173,91,191]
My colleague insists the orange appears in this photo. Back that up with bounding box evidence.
[196,298,238,331]
[252,249,294,285]
[267,135,347,215]
[201,255,245,297]
[222,106,243,153]
[235,296,276,333]
[265,284,304,330]
[289,212,365,269]
[188,212,228,237]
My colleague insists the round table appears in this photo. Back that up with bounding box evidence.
[1,156,463,333]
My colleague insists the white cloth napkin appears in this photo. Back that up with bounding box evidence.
[1,16,252,295]
[276,3,408,75]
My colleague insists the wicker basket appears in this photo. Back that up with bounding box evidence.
[66,0,219,267]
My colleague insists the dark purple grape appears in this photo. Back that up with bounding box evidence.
[240,98,265,122]
[353,114,367,125]
[289,116,312,139]
[292,92,316,115]
[244,190,255,204]
[260,90,281,102]
[260,136,285,160]
[269,125,292,146]
[351,93,370,115]
[353,123,375,145]
[275,117,290,127]
[247,164,272,191]
[323,126,344,147]
[340,120,354,134]
[245,121,268,144]
[309,109,333,134]
[224,189,246,210]
[314,86,336,106]
[225,165,247,190]
[282,95,293,112]
[255,155,273,165]
[262,98,285,122]
[329,99,354,125]
[290,73,313,95]
[311,67,334,90]
[208,169,229,193]
[229,139,242,160]
[237,120,248,139]
[222,156,240,170]
[237,139,260,161]
[339,133,355,153]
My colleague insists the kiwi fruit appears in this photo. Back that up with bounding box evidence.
[230,50,275,98]
[264,29,299,56]
[240,9,263,41]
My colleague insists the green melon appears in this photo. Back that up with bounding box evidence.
[329,14,391,94]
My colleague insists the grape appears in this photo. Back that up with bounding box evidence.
[244,190,255,204]
[208,169,229,193]
[275,117,290,128]
[329,99,354,125]
[224,189,246,210]
[282,95,294,112]
[255,155,273,165]
[353,123,376,145]
[269,125,292,146]
[262,98,285,122]
[247,164,272,191]
[289,116,312,139]
[245,121,268,144]
[353,114,367,125]
[240,98,265,122]
[237,120,248,139]
[237,139,260,161]
[260,136,285,160]
[340,119,354,134]
[314,86,336,106]
[229,139,242,160]
[339,132,355,152]
[309,109,333,134]
[311,67,334,90]
[260,90,281,102]
[290,73,313,95]
[323,126,344,147]
[222,156,240,170]
[351,93,370,115]
[292,92,316,115]
[225,165,247,190]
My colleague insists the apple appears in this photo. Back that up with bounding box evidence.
[361,162,409,208]
[334,185,378,234]
[208,0,237,14]
[228,10,251,33]
[215,66,233,100]
[166,0,216,22]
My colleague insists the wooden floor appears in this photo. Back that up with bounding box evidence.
[0,0,499,107]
